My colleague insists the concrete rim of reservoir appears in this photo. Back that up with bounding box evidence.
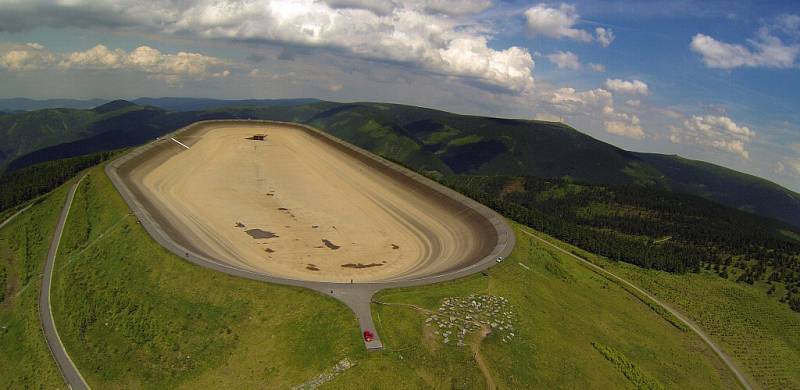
[106,119,515,349]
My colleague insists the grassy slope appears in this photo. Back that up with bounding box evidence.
[0,183,70,388]
[532,232,800,389]
[329,223,734,389]
[50,166,365,388]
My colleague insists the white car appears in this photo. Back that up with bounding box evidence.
[496,256,504,263]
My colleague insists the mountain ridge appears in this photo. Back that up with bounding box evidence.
[0,98,797,227]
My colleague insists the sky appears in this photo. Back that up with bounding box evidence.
[0,0,798,192]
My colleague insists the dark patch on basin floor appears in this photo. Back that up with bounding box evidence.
[245,229,278,239]
[391,244,399,249]
[306,264,320,271]
[341,263,383,268]
[235,222,245,228]
[264,248,275,253]
[322,239,340,250]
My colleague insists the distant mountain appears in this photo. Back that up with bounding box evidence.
[0,100,156,171]
[132,97,320,111]
[2,98,798,227]
[92,99,141,113]
[0,98,108,111]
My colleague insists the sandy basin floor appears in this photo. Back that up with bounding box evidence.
[135,124,483,282]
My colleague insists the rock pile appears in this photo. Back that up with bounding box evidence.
[426,294,515,346]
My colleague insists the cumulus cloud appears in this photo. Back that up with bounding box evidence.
[690,29,800,69]
[671,115,755,159]
[605,115,643,139]
[0,42,56,71]
[546,50,580,70]
[604,78,649,95]
[524,4,613,47]
[595,27,615,47]
[625,99,640,107]
[0,0,532,94]
[546,87,645,139]
[524,3,592,42]
[1,43,230,84]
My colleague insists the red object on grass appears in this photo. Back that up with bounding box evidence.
[363,330,375,342]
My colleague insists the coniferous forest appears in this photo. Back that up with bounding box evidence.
[0,151,116,213]
[443,175,800,312]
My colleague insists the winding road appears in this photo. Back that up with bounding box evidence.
[39,175,90,390]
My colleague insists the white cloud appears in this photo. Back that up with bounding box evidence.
[625,99,640,107]
[775,14,800,38]
[690,29,800,69]
[672,115,755,159]
[604,78,649,95]
[524,4,612,47]
[545,86,644,139]
[588,63,605,72]
[595,27,615,47]
[1,43,230,84]
[0,0,533,94]
[605,115,643,139]
[524,3,592,42]
[546,50,580,70]
[0,43,56,71]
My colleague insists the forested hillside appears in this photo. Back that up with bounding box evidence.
[442,175,800,311]
[0,152,116,213]
[0,100,149,170]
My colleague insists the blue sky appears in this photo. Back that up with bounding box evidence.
[0,0,798,191]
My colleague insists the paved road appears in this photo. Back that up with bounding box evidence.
[39,175,90,390]
[106,119,516,350]
[520,229,752,390]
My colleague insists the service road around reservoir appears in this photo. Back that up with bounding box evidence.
[40,175,90,390]
[106,120,515,350]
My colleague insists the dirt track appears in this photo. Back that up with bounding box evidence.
[120,123,495,283]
